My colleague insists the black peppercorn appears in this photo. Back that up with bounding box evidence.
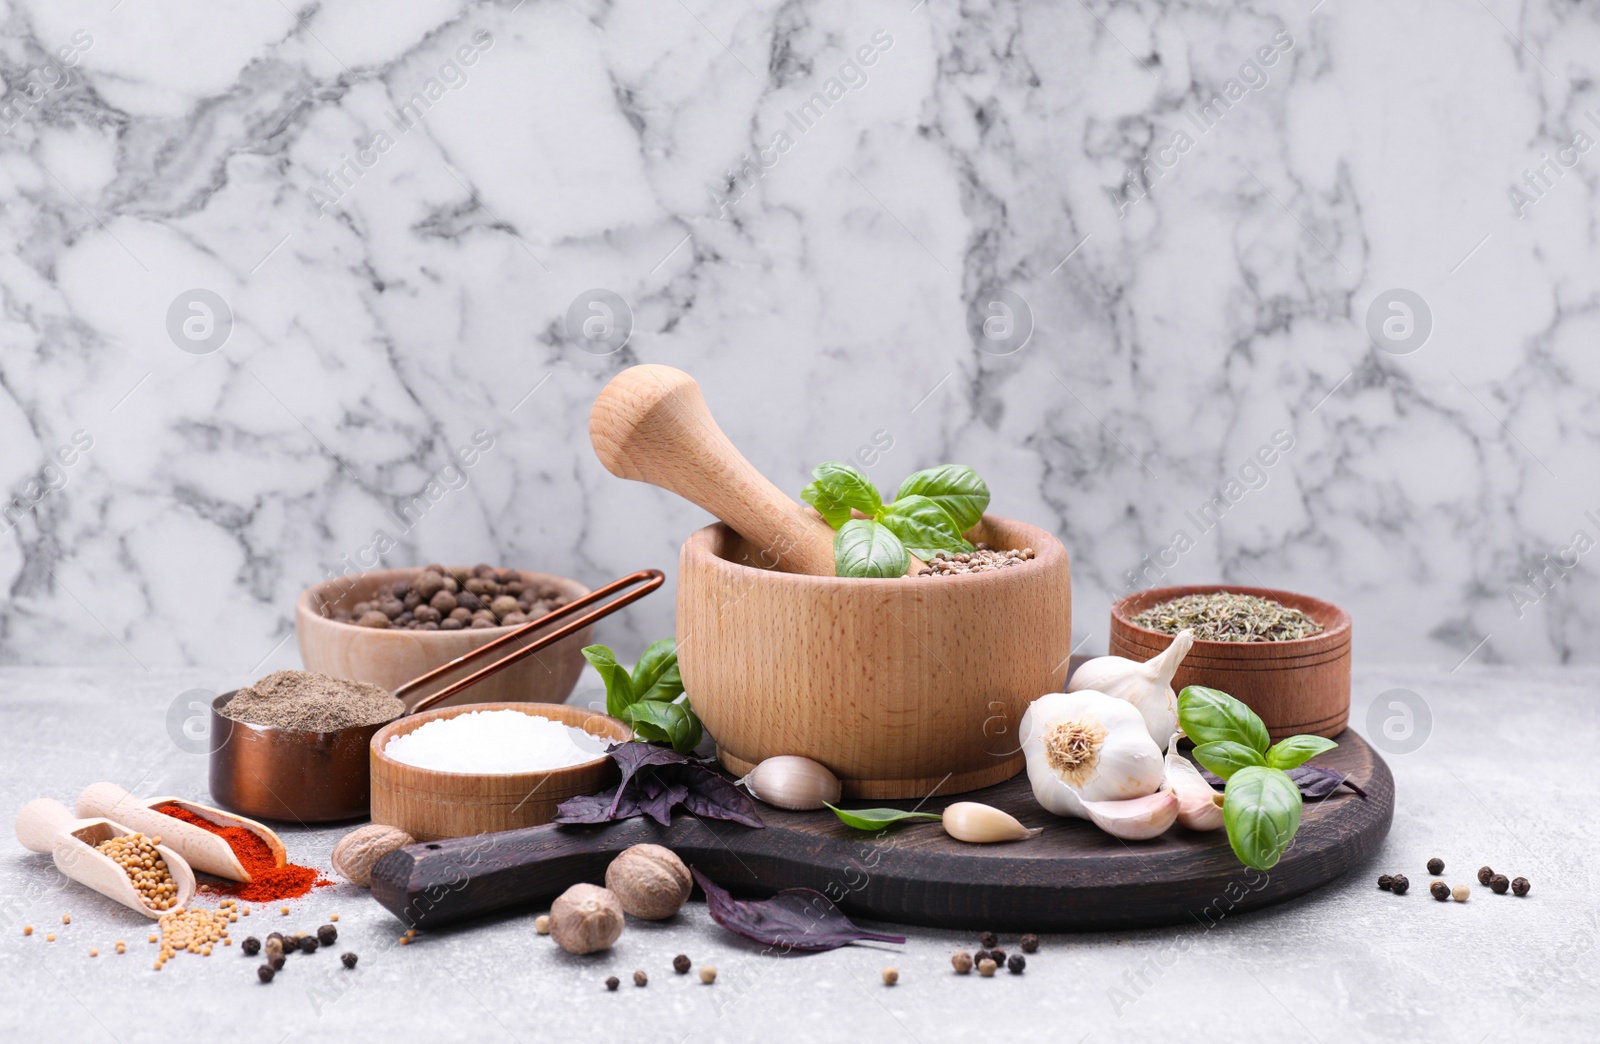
[266,932,283,945]
[973,949,991,964]
[1007,954,1025,974]
[1377,874,1393,891]
[1490,874,1510,894]
[1427,857,1444,875]
[258,964,275,983]
[673,954,691,974]
[300,936,319,954]
[988,948,1007,965]
[1477,866,1494,886]
[341,951,358,969]
[241,936,261,956]
[1512,877,1530,897]
[1391,874,1410,895]
[1019,933,1039,954]
[605,976,619,991]
[633,970,648,987]
[269,953,286,971]
[1430,881,1450,901]
[318,924,338,946]
[979,931,998,949]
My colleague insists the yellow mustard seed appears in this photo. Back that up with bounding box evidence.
[46,934,56,942]
[23,926,32,936]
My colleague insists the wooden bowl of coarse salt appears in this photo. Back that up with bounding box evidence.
[369,703,633,841]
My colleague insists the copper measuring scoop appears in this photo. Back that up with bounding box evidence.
[208,569,663,823]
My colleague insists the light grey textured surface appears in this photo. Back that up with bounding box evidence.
[1,664,1595,1043]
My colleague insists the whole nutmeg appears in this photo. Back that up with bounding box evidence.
[604,844,692,920]
[550,884,624,955]
[331,824,416,887]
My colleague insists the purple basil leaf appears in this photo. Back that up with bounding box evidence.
[637,777,690,826]
[692,867,904,952]
[550,792,617,824]
[681,767,765,828]
[1289,765,1368,800]
[553,742,765,827]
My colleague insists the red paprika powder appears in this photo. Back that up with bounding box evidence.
[155,805,329,902]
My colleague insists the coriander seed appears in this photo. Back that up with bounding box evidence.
[1019,934,1039,953]
[1427,857,1444,875]
[1490,874,1510,894]
[258,964,275,983]
[342,952,358,969]
[605,976,619,991]
[1391,874,1410,895]
[1512,877,1531,897]
[1377,874,1393,891]
[699,966,717,984]
[1007,954,1025,974]
[673,954,691,974]
[1477,866,1494,886]
[633,970,648,987]
[1452,884,1470,902]
[979,930,997,948]
[978,958,997,977]
[1430,881,1450,901]
[952,951,974,974]
[882,967,899,986]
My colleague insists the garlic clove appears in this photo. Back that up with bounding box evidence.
[1066,629,1195,748]
[941,802,1043,843]
[1165,737,1225,831]
[1079,789,1179,840]
[737,755,842,810]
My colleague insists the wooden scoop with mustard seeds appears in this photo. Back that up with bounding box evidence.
[75,782,285,882]
[14,798,196,919]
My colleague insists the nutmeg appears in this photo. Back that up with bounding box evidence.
[331,824,416,888]
[604,844,692,920]
[549,884,624,954]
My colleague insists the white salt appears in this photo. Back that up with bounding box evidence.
[383,709,605,774]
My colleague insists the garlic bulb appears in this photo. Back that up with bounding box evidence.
[1066,629,1195,746]
[1021,690,1166,820]
[737,755,842,810]
[942,802,1042,843]
[1165,736,1225,831]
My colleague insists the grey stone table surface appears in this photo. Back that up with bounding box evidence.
[0,664,1595,1044]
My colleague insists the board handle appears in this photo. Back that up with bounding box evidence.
[16,798,77,853]
[75,782,140,822]
[589,365,842,576]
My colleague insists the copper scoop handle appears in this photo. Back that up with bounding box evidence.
[392,569,664,716]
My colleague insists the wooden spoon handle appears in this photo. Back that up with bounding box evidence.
[589,365,840,576]
[15,798,78,853]
[75,784,254,881]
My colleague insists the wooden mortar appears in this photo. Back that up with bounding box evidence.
[1109,584,1351,739]
[678,516,1072,799]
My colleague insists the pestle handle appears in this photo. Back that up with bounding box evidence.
[15,798,79,853]
[590,365,840,576]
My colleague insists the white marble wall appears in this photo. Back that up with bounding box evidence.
[2,0,1598,675]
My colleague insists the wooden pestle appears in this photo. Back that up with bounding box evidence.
[591,365,854,576]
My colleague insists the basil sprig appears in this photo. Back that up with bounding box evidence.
[583,638,703,754]
[1177,685,1337,870]
[801,462,991,577]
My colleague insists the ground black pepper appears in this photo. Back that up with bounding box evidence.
[1512,877,1530,896]
[1430,881,1450,901]
[1427,857,1445,875]
[1019,934,1039,954]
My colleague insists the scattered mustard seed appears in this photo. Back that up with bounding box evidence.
[23,926,31,936]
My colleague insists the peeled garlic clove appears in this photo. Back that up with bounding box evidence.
[942,802,1043,843]
[1066,629,1195,747]
[1165,738,1225,831]
[1079,789,1179,840]
[738,755,842,810]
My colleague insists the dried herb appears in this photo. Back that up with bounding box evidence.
[1131,592,1324,642]
[691,868,904,952]
[553,743,763,828]
[824,804,942,831]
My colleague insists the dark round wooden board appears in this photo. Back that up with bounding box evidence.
[372,729,1393,932]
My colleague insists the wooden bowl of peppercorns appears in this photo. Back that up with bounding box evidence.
[296,565,593,710]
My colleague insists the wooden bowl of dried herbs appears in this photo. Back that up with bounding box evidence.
[1109,585,1351,740]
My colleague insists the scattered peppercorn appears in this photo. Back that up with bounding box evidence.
[673,954,691,974]
[1512,877,1530,897]
[534,914,551,935]
[978,958,997,977]
[952,951,974,974]
[300,936,319,954]
[1377,874,1393,891]
[988,948,1007,965]
[269,953,286,971]
[1019,933,1039,953]
[1427,858,1444,875]
[699,966,717,984]
[973,949,990,964]
[242,937,261,956]
[258,965,276,983]
[267,932,283,945]
[342,952,358,969]
[605,976,619,991]
[1430,881,1450,901]
[1007,954,1026,974]
[1452,884,1470,902]
[1490,874,1510,894]
[979,931,997,948]
[1391,874,1410,895]
[633,970,648,987]
[882,967,899,986]
[318,924,337,946]
[1477,866,1494,886]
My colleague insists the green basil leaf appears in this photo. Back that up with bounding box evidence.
[631,638,683,702]
[627,700,702,754]
[1192,740,1267,780]
[824,804,943,831]
[893,465,990,532]
[583,645,635,718]
[833,519,909,578]
[1223,767,1303,870]
[878,494,973,559]
[1178,686,1271,752]
[1265,734,1338,771]
[802,462,881,529]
